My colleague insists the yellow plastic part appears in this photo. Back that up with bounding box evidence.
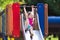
[7,36,10,40]
[11,38,14,40]
[0,38,2,40]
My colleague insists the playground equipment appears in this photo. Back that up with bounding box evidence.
[12,3,20,38]
[44,4,48,37]
[21,3,47,40]
[1,2,58,40]
[6,4,13,36]
[21,13,44,40]
[0,3,47,40]
[48,16,60,35]
[48,16,60,23]
[0,16,2,33]
[19,6,37,8]
[0,3,20,40]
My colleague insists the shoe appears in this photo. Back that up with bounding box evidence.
[30,33,33,39]
[25,28,28,32]
[25,29,27,32]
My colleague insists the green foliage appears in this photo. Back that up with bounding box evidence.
[45,0,60,15]
[46,35,59,40]
[0,0,20,12]
[0,0,60,15]
[25,0,60,15]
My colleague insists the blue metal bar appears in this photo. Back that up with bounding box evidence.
[48,16,60,23]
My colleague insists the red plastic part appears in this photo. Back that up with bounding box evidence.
[12,3,20,38]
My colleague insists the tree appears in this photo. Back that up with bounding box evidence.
[45,0,60,15]
[0,0,20,12]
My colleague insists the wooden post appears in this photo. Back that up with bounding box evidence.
[44,4,48,39]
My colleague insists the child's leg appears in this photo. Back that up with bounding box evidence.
[29,27,33,39]
[30,27,33,35]
[25,21,28,32]
[25,28,28,32]
[25,24,31,32]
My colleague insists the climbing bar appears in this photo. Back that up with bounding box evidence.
[20,6,37,8]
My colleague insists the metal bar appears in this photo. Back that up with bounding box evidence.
[48,16,60,23]
[20,6,37,8]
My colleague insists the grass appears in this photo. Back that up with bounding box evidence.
[46,35,59,40]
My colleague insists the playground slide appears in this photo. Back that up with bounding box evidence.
[21,14,44,40]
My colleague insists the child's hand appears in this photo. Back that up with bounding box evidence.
[31,5,34,8]
[23,5,26,8]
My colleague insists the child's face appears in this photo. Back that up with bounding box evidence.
[28,13,34,18]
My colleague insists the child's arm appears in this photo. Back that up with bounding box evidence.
[23,5,28,19]
[31,5,34,15]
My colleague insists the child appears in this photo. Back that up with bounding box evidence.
[23,5,34,39]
